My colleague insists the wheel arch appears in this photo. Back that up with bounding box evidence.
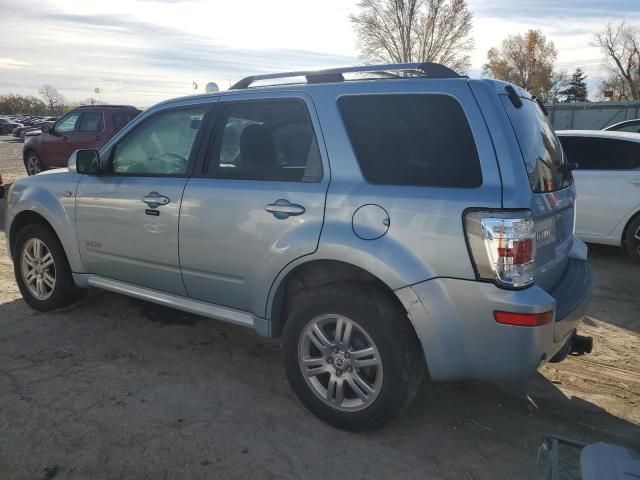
[267,259,408,338]
[621,208,640,249]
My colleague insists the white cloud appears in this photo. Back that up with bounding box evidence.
[0,58,32,69]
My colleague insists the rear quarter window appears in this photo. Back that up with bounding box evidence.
[337,94,482,188]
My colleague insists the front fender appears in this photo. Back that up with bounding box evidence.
[6,175,84,272]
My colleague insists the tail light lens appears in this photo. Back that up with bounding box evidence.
[464,210,535,288]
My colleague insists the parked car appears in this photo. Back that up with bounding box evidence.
[0,117,22,135]
[23,106,140,175]
[557,130,640,259]
[603,119,640,133]
[4,63,593,431]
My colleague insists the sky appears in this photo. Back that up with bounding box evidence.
[0,0,639,107]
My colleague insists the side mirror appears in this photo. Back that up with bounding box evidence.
[68,149,101,174]
[41,123,52,134]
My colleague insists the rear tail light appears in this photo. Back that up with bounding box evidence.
[494,310,553,326]
[464,210,535,288]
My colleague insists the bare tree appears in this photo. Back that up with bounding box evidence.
[38,85,67,115]
[483,30,557,98]
[350,0,474,72]
[594,22,640,100]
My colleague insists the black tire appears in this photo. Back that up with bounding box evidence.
[624,215,640,261]
[24,150,44,176]
[13,224,84,311]
[282,282,425,432]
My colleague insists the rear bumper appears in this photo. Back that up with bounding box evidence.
[395,239,593,381]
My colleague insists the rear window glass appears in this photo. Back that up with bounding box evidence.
[500,96,571,192]
[338,94,482,188]
[559,136,640,170]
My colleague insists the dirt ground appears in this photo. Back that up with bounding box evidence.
[0,135,638,480]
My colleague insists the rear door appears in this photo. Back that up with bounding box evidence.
[73,111,107,150]
[499,95,574,291]
[560,135,640,238]
[178,92,329,316]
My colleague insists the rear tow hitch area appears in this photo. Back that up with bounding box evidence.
[550,334,593,363]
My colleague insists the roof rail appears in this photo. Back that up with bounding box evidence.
[230,62,460,90]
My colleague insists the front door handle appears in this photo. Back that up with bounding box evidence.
[142,191,170,208]
[265,199,305,219]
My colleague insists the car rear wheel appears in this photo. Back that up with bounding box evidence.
[624,215,640,261]
[25,152,43,175]
[282,282,425,431]
[14,224,84,311]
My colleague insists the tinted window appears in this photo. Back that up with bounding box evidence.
[613,123,640,134]
[559,136,640,170]
[78,112,104,132]
[338,94,482,188]
[112,106,205,175]
[210,100,322,182]
[112,110,140,133]
[500,96,570,192]
[55,112,81,133]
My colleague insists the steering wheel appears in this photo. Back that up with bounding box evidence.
[153,151,187,172]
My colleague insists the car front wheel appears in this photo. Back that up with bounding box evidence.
[282,282,425,431]
[25,152,43,175]
[14,224,84,311]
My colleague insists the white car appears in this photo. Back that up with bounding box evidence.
[557,130,640,260]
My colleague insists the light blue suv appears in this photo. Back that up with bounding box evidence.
[4,63,593,431]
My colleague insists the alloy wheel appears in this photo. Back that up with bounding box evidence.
[298,314,383,412]
[20,238,56,300]
[27,156,42,175]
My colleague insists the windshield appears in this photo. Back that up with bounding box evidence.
[500,95,571,193]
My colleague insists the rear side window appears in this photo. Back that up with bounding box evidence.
[209,99,322,182]
[337,94,482,188]
[559,136,640,170]
[112,110,140,133]
[500,96,570,192]
[78,112,104,132]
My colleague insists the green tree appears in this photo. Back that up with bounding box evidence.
[0,94,47,115]
[559,68,588,102]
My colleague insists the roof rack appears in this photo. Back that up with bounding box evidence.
[230,62,461,90]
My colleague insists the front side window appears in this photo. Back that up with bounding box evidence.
[559,136,640,170]
[78,112,104,132]
[209,99,322,182]
[55,112,81,133]
[112,106,206,175]
[338,94,482,188]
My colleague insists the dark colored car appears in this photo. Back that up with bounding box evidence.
[0,117,23,135]
[23,105,141,175]
[603,119,640,133]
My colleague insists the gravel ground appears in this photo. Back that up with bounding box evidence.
[0,135,638,479]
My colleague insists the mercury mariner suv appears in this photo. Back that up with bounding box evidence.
[5,63,593,431]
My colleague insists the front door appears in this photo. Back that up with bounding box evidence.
[45,111,81,167]
[76,103,210,295]
[179,94,329,316]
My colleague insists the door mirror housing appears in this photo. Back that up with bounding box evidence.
[41,123,52,134]
[68,149,101,174]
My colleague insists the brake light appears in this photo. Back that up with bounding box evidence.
[464,210,535,288]
[494,310,553,326]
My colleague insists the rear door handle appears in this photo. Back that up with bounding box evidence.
[265,199,305,219]
[142,191,170,208]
